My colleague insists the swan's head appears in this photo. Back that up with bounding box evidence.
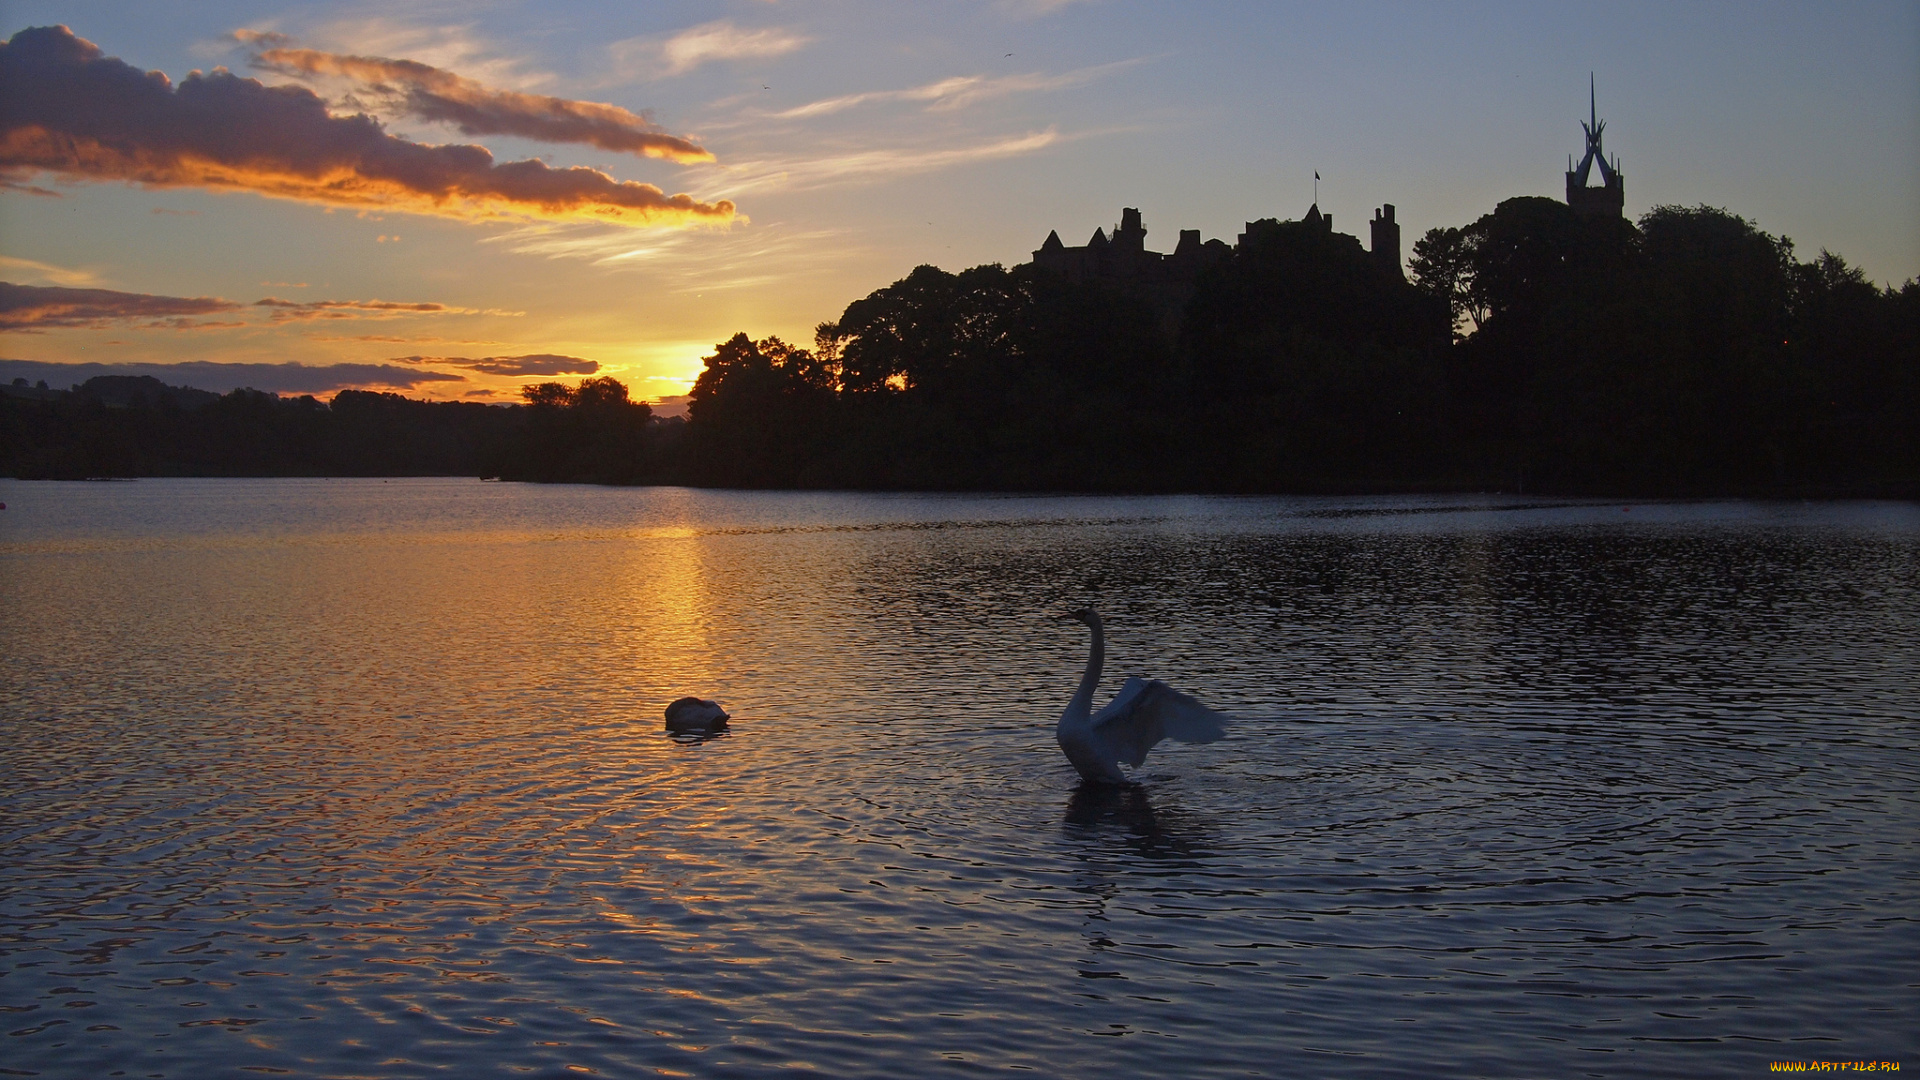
[1064,607,1099,625]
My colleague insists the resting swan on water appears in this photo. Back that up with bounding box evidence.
[1058,608,1230,784]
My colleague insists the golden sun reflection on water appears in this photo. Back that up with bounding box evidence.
[618,534,725,708]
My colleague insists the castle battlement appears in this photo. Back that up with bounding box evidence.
[1029,207,1229,338]
[1028,201,1404,336]
[1030,206,1232,286]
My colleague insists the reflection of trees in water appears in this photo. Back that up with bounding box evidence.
[900,526,1893,717]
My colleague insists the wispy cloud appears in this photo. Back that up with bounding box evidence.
[612,20,812,78]
[1,26,736,227]
[1,177,62,196]
[247,42,713,163]
[773,60,1144,118]
[998,0,1104,17]
[0,280,522,332]
[308,333,506,344]
[392,353,598,376]
[484,219,858,294]
[702,129,1062,197]
[0,255,100,287]
[248,19,539,91]
[484,222,710,265]
[0,281,242,331]
[253,297,522,322]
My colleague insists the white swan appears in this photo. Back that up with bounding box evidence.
[1058,608,1229,784]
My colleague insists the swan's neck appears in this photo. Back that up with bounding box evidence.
[1065,615,1104,725]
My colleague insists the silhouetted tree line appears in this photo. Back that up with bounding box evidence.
[0,374,667,482]
[3,199,1913,494]
[495,376,661,483]
[683,262,1195,489]
[1408,200,1917,493]
[680,199,1914,495]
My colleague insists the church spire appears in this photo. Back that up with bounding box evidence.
[1566,74,1625,217]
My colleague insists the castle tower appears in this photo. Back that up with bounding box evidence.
[1370,204,1402,278]
[1565,74,1625,218]
[1113,207,1147,254]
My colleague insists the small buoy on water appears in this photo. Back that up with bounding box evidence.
[665,697,729,735]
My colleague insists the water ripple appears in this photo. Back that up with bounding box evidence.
[1,479,1915,1078]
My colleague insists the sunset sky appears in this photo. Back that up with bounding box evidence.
[3,1,1915,407]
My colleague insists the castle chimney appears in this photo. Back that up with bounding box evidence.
[1370,203,1402,278]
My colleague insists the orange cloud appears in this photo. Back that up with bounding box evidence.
[0,281,242,331]
[249,46,713,164]
[0,26,736,226]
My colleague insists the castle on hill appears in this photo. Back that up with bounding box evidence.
[1026,201,1403,336]
[1022,80,1619,332]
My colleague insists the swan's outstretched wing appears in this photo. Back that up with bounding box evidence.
[1092,677,1230,767]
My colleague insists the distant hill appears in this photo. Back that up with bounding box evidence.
[1,376,61,402]
[4,374,220,409]
[74,375,221,409]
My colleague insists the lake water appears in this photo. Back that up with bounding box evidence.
[1,478,1916,1079]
